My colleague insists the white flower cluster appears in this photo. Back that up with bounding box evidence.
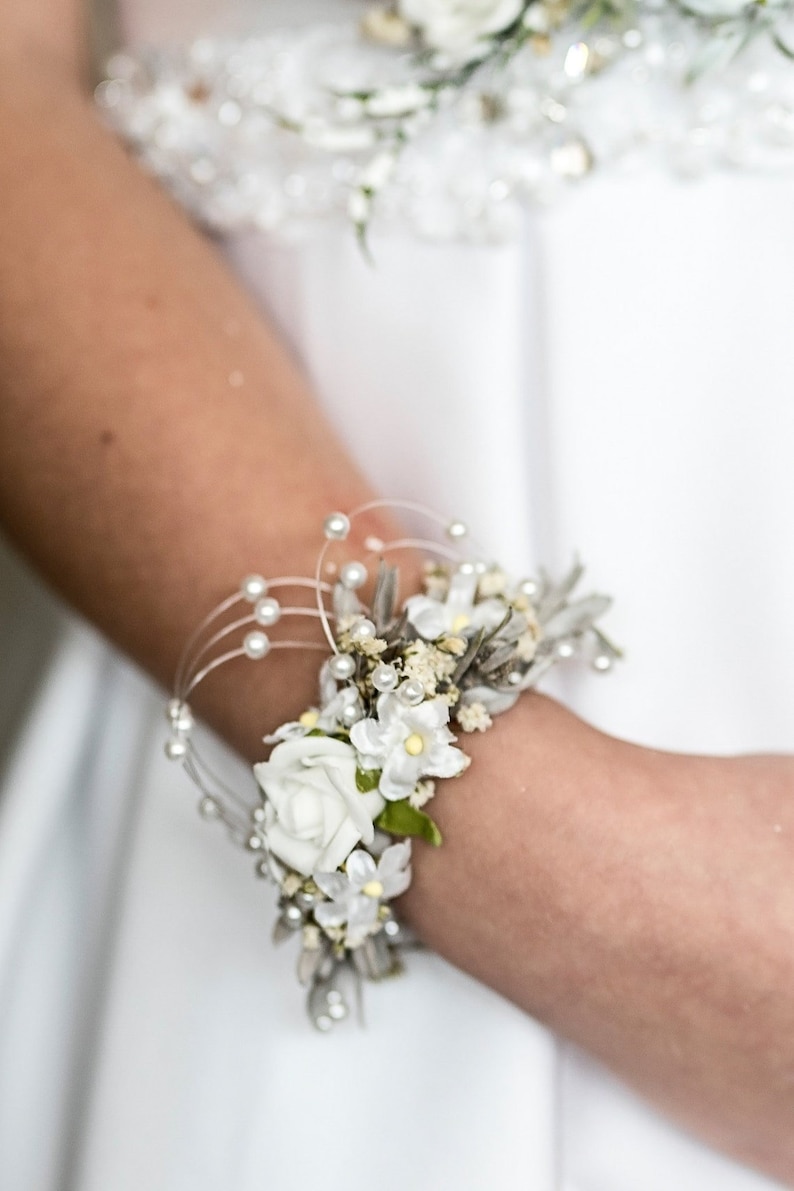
[245,549,614,1026]
[166,506,616,1030]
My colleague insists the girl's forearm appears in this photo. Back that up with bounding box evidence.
[0,64,399,751]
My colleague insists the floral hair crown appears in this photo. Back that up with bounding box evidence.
[165,501,618,1029]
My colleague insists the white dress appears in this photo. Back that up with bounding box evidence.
[0,2,793,1188]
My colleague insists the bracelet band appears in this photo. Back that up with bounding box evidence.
[165,501,617,1030]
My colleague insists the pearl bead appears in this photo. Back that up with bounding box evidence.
[254,596,281,626]
[251,805,267,823]
[323,512,350,541]
[315,1014,333,1032]
[593,654,613,672]
[246,833,263,851]
[519,579,538,597]
[164,738,188,761]
[458,561,476,575]
[350,618,376,642]
[556,640,575,659]
[384,918,400,938]
[174,709,194,734]
[341,702,361,725]
[243,631,270,659]
[285,904,303,926]
[340,561,368,590]
[507,671,522,686]
[241,574,268,602]
[447,519,468,540]
[166,697,184,722]
[372,662,398,692]
[329,653,356,680]
[398,679,425,706]
[199,796,220,819]
[328,1000,348,1021]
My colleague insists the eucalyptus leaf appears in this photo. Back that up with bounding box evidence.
[543,594,612,639]
[356,767,381,793]
[375,799,442,846]
[371,562,398,631]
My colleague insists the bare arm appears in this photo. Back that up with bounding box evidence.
[1,7,793,1183]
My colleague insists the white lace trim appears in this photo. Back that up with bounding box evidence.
[97,16,794,241]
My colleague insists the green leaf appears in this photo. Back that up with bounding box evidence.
[356,767,381,793]
[375,799,443,847]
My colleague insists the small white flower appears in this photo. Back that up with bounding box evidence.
[406,566,505,641]
[398,0,525,54]
[365,84,433,118]
[314,843,412,947]
[348,189,372,224]
[478,567,507,597]
[402,639,456,696]
[359,150,398,192]
[263,687,363,745]
[456,701,493,732]
[409,779,436,809]
[350,691,467,800]
[254,736,384,876]
[361,7,415,46]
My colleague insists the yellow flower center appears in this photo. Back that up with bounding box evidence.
[404,733,425,756]
[362,880,384,898]
[451,613,470,634]
[299,710,319,728]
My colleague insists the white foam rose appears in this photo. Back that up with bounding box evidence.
[398,0,524,53]
[254,736,385,876]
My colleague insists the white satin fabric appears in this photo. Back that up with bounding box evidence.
[0,3,792,1189]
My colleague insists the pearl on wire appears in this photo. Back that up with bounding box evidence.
[323,512,350,541]
[398,679,424,706]
[329,653,356,680]
[446,519,468,540]
[241,574,268,602]
[165,738,188,760]
[350,618,376,642]
[254,596,281,626]
[372,662,398,692]
[340,561,368,589]
[244,630,271,659]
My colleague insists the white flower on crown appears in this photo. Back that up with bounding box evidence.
[313,843,412,947]
[397,0,525,54]
[254,736,384,876]
[405,566,506,641]
[350,692,468,800]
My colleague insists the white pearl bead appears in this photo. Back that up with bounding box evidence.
[372,662,398,692]
[458,562,476,576]
[246,833,263,851]
[519,579,538,597]
[323,512,350,541]
[328,1000,348,1021]
[398,679,425,706]
[199,796,220,819]
[165,738,188,761]
[593,654,613,672]
[447,519,468,540]
[166,697,184,722]
[315,1014,333,1032]
[241,574,268,602]
[340,561,368,590]
[174,708,194,734]
[244,630,270,659]
[556,640,575,659]
[254,596,281,626]
[384,918,400,937]
[508,671,522,685]
[350,618,376,642]
[341,702,361,725]
[251,805,267,823]
[329,653,356,680]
